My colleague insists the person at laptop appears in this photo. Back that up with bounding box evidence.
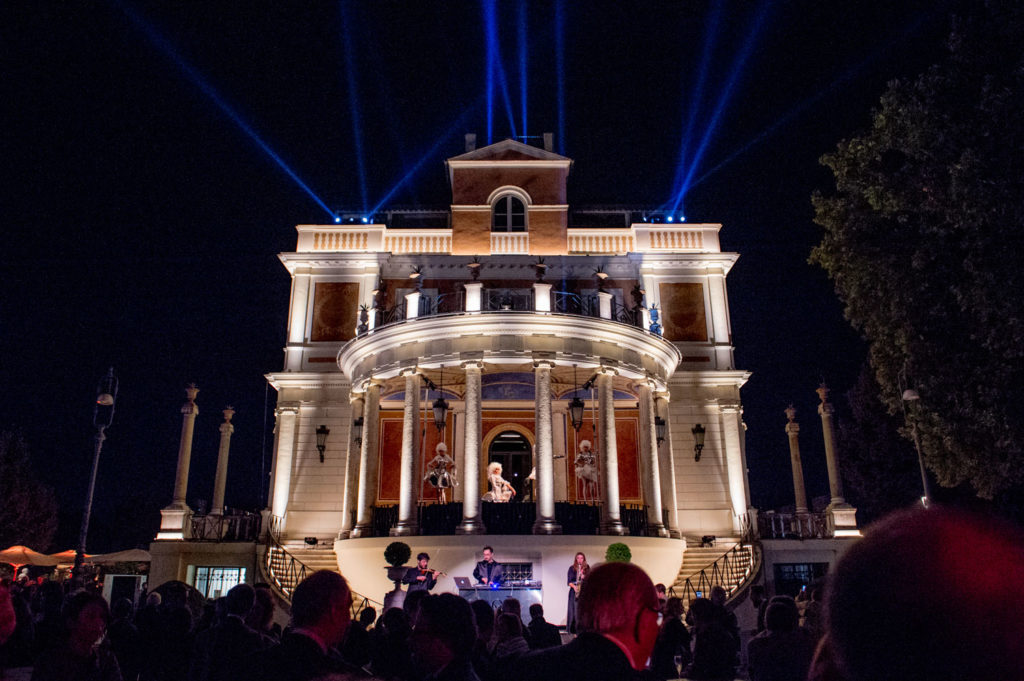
[473,546,504,587]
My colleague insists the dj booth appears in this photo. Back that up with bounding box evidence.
[456,582,543,610]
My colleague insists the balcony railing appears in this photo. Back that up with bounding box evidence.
[756,511,831,539]
[362,502,650,536]
[362,289,648,336]
[188,509,262,542]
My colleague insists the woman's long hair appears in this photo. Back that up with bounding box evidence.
[569,552,590,579]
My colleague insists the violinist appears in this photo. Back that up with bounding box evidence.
[403,552,444,592]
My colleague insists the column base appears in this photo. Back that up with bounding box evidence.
[336,529,351,540]
[390,522,419,537]
[668,529,681,539]
[350,524,371,538]
[456,519,487,535]
[532,519,563,535]
[649,524,670,538]
[600,520,628,536]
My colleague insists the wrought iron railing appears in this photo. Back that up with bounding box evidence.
[362,501,651,536]
[757,511,831,539]
[611,299,644,328]
[671,544,754,606]
[264,516,382,618]
[552,291,599,317]
[420,291,464,316]
[188,509,261,541]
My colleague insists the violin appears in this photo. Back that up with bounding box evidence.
[420,567,447,578]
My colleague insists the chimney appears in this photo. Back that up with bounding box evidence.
[543,132,554,152]
[465,133,477,152]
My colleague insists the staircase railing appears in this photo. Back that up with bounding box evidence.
[671,544,756,605]
[262,516,382,618]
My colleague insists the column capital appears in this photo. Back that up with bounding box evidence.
[350,392,366,405]
[399,366,420,378]
[654,390,671,403]
[275,403,300,417]
[532,351,556,369]
[718,400,741,414]
[598,365,619,377]
[786,422,800,435]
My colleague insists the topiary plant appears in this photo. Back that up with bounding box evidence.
[384,541,411,567]
[605,542,632,563]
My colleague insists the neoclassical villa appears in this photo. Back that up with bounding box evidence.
[150,136,857,623]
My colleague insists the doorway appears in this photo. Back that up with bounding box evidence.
[487,430,533,500]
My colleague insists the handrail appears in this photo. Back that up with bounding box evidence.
[670,544,755,606]
[263,517,382,619]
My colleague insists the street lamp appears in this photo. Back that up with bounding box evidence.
[655,416,667,446]
[901,388,933,508]
[432,366,449,432]
[692,423,706,461]
[569,365,585,432]
[316,425,330,463]
[352,417,364,446]
[74,367,118,581]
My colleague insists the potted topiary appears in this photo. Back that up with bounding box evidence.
[383,541,412,610]
[384,541,412,582]
[605,542,632,563]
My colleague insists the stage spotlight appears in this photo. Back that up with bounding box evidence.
[334,215,341,224]
[667,216,674,223]
[362,217,369,224]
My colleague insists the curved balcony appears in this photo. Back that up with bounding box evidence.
[338,306,681,389]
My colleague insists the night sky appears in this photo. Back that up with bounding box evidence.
[2,1,957,551]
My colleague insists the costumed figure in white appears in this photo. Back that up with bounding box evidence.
[424,442,457,503]
[575,439,599,504]
[482,461,516,502]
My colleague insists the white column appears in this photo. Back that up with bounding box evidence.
[339,394,365,538]
[597,291,613,319]
[285,273,311,371]
[637,382,668,537]
[533,360,561,534]
[458,361,485,534]
[720,402,748,526]
[817,384,858,532]
[210,407,235,515]
[405,291,421,319]
[655,393,680,538]
[269,404,299,523]
[351,384,381,538]
[464,282,483,312]
[533,283,552,312]
[158,385,200,539]
[171,385,200,507]
[597,370,626,535]
[392,371,421,536]
[785,405,809,513]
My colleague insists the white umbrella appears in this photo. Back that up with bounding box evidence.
[88,549,151,563]
[0,545,60,568]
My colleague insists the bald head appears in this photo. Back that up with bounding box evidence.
[578,561,658,634]
[826,506,1024,681]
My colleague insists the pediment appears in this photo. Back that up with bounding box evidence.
[448,138,571,163]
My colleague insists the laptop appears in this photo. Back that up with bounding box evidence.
[454,576,474,589]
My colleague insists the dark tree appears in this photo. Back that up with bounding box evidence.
[811,1,1024,499]
[0,432,58,550]
[837,363,923,524]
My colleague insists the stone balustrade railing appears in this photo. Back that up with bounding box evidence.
[294,223,722,254]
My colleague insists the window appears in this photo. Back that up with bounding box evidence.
[192,566,246,599]
[773,562,829,597]
[492,195,526,232]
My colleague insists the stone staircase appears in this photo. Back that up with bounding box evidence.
[670,537,755,608]
[277,541,341,573]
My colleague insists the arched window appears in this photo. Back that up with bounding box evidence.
[492,195,526,232]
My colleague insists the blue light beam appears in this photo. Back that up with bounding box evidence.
[368,104,482,216]
[675,2,771,210]
[340,2,369,213]
[554,0,566,154]
[670,2,723,213]
[115,1,335,219]
[483,0,518,140]
[519,0,528,139]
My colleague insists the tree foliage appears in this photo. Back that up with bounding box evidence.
[811,2,1024,498]
[0,432,58,550]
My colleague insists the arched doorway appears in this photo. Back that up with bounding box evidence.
[487,430,532,500]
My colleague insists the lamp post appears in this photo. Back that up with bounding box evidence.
[901,388,933,508]
[655,416,667,446]
[569,365,585,432]
[432,367,449,432]
[74,367,118,581]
